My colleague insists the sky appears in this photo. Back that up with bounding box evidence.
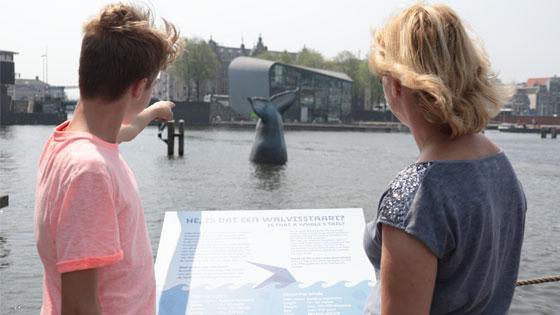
[1,0,559,88]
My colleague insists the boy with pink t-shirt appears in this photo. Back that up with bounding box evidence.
[34,4,181,314]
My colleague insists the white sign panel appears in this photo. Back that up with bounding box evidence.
[155,208,375,314]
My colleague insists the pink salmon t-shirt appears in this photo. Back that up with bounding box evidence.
[34,121,155,314]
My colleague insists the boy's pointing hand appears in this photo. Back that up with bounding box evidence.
[151,101,175,122]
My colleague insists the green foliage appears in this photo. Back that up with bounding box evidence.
[256,50,296,65]
[278,47,385,108]
[170,37,220,101]
[362,61,385,107]
[331,51,363,98]
[255,51,277,62]
[296,48,326,69]
[250,111,258,120]
[295,49,385,108]
[171,37,385,107]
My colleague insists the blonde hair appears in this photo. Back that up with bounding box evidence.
[369,3,507,137]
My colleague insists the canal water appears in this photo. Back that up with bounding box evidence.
[1,125,558,314]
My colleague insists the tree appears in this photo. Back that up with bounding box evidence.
[358,60,385,110]
[369,69,386,109]
[330,51,385,111]
[171,38,220,101]
[332,51,363,99]
[170,39,190,100]
[256,50,296,64]
[255,51,278,62]
[296,47,326,69]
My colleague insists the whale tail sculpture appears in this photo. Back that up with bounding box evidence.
[247,89,299,165]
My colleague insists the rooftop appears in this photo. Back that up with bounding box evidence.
[230,57,353,82]
[527,77,550,87]
[0,50,18,55]
[15,77,48,87]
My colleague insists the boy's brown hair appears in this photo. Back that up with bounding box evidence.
[79,3,181,102]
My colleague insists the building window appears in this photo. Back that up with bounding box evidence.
[0,54,13,62]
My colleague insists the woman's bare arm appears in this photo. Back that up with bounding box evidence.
[61,269,100,315]
[380,224,437,315]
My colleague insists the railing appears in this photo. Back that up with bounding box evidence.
[516,275,560,286]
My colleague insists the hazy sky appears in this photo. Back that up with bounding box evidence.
[1,0,559,87]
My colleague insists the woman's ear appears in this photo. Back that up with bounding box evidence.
[383,76,403,106]
[131,78,149,99]
[389,77,402,99]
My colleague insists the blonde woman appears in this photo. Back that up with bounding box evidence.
[363,4,526,315]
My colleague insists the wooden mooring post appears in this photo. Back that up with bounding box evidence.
[178,120,185,156]
[541,128,558,139]
[158,120,185,156]
[0,194,8,209]
[166,121,175,156]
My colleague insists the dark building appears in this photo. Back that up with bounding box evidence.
[0,50,66,125]
[507,85,531,115]
[229,57,353,123]
[506,77,560,116]
[527,77,560,116]
[8,77,48,100]
[208,38,249,96]
[0,50,17,124]
[209,35,298,96]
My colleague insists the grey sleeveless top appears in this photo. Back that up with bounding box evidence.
[363,152,526,314]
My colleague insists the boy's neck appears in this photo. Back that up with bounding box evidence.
[67,98,128,144]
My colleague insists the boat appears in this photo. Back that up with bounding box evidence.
[498,123,542,134]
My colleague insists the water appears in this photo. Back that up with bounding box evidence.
[0,125,558,314]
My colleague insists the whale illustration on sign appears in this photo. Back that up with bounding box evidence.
[248,89,299,165]
[248,261,297,289]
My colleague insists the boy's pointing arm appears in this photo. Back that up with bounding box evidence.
[117,101,175,143]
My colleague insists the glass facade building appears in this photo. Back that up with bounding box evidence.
[269,64,352,122]
[229,57,353,122]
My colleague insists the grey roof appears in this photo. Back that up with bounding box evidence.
[16,78,48,87]
[230,56,353,82]
[229,56,276,73]
[0,50,18,55]
[289,64,353,82]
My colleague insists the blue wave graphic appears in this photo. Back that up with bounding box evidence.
[158,281,372,315]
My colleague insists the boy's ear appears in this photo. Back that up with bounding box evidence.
[131,78,149,99]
